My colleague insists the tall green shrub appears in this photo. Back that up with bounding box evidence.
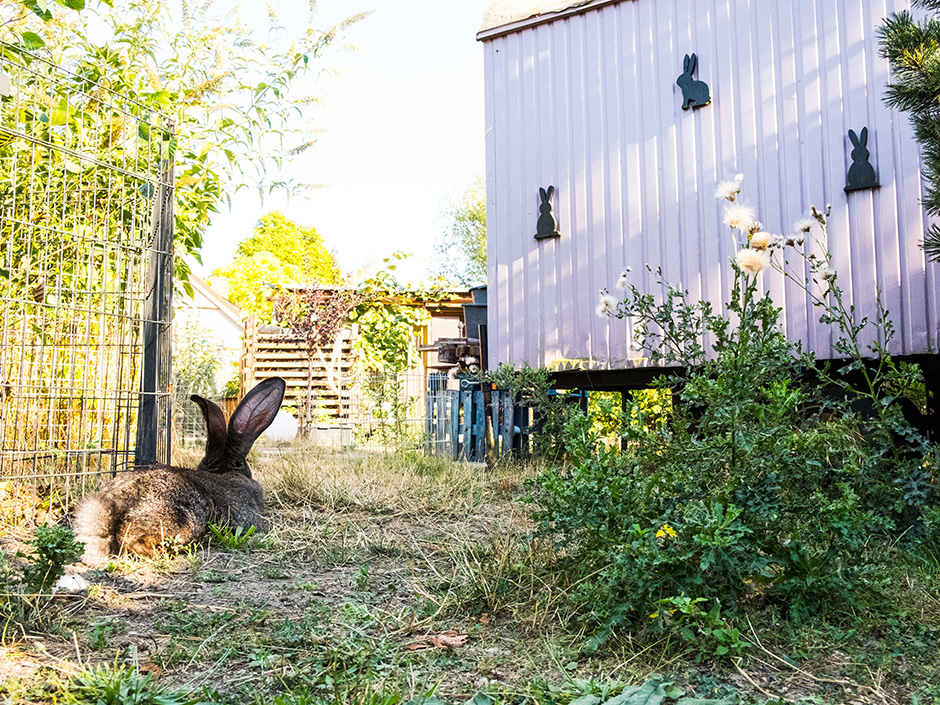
[529,180,939,645]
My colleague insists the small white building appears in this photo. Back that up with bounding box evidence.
[174,274,244,396]
[478,0,938,387]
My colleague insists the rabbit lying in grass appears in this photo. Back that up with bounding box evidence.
[73,377,285,566]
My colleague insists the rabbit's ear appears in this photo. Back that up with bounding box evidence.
[546,185,554,200]
[849,129,859,148]
[539,187,547,202]
[683,54,690,72]
[192,395,227,470]
[226,377,286,459]
[860,126,868,145]
[689,53,697,73]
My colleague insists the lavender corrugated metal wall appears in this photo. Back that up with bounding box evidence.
[482,0,937,371]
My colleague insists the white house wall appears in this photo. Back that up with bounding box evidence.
[482,0,937,371]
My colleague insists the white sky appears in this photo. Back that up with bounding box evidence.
[197,0,492,284]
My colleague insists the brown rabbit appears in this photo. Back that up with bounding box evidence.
[72,377,285,566]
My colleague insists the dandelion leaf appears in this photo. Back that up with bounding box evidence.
[570,697,601,705]
[601,678,673,705]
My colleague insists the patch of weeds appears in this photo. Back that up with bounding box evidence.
[151,536,192,571]
[86,619,123,650]
[522,676,719,705]
[914,683,940,705]
[337,601,376,628]
[249,629,402,705]
[1,526,84,644]
[426,536,563,627]
[306,544,361,569]
[209,523,257,550]
[153,600,270,665]
[201,571,235,583]
[368,542,409,559]
[57,661,201,705]
[354,563,371,590]
[187,551,203,577]
[210,585,231,598]
[259,564,289,580]
[267,610,329,649]
[17,524,84,592]
[254,536,278,551]
[294,580,319,592]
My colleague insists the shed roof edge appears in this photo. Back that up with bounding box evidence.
[477,0,624,42]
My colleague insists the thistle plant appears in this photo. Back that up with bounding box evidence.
[531,179,939,644]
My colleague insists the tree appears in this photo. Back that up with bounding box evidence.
[879,1,940,260]
[434,175,487,285]
[235,211,341,285]
[212,211,341,320]
[0,0,366,290]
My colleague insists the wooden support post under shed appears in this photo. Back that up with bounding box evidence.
[621,390,632,452]
[924,364,940,441]
[480,324,497,470]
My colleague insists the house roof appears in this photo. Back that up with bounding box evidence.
[185,273,243,328]
[478,0,620,40]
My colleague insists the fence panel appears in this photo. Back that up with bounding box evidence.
[0,44,174,522]
[420,386,527,463]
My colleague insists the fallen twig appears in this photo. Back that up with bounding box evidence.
[746,616,900,705]
[732,657,788,701]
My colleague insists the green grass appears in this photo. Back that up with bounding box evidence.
[0,444,937,704]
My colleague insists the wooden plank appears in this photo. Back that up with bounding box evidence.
[473,390,485,462]
[501,392,513,457]
[491,391,502,456]
[436,391,446,453]
[460,390,472,461]
[424,390,432,453]
[450,389,460,460]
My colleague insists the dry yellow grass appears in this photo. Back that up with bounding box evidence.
[252,441,536,518]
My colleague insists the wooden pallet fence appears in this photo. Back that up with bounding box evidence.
[425,386,528,462]
[241,317,361,427]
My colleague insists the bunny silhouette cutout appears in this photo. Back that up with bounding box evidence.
[535,185,560,239]
[677,53,711,110]
[845,127,880,192]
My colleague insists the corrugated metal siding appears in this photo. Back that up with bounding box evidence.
[482,0,937,371]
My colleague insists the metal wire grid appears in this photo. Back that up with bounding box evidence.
[296,371,436,452]
[0,43,173,519]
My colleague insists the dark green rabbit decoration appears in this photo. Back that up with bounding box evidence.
[535,185,560,240]
[677,53,711,110]
[845,127,880,191]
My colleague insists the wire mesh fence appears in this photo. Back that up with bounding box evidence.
[0,43,174,523]
[290,370,527,461]
[289,370,430,453]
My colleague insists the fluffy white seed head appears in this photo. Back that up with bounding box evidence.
[723,202,758,232]
[735,248,770,275]
[793,217,815,234]
[596,292,618,317]
[749,232,771,251]
[715,179,741,202]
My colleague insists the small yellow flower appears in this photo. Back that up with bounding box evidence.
[655,523,677,539]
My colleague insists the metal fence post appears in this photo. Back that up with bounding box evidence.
[135,157,175,467]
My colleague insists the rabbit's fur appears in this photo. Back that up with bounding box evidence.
[73,377,285,566]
